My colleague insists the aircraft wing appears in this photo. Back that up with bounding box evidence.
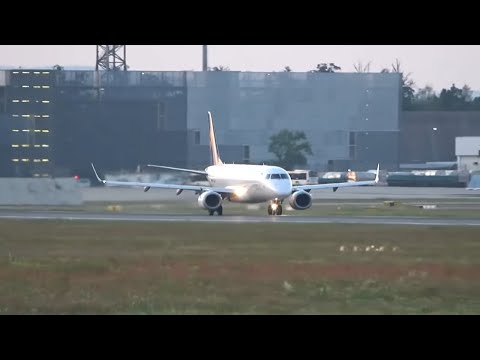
[91,164,234,194]
[293,164,380,192]
[147,164,207,175]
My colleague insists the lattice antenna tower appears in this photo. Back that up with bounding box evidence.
[96,45,127,71]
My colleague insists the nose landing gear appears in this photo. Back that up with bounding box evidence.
[267,199,283,216]
[208,206,223,216]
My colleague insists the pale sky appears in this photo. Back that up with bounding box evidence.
[1,45,479,91]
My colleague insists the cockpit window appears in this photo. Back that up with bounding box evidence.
[266,173,289,180]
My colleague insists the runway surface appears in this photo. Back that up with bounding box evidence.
[81,186,480,202]
[1,210,480,226]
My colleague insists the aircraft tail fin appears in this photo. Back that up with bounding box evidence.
[208,111,223,165]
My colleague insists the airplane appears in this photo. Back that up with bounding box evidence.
[91,111,380,216]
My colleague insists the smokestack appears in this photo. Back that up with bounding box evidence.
[202,45,208,71]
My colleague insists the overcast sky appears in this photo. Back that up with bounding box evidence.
[1,45,479,91]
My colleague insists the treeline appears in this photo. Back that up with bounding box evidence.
[404,84,480,111]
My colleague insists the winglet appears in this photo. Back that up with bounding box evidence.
[91,163,105,184]
[375,164,380,183]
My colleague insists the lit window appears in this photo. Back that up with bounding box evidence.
[41,100,50,104]
[13,71,19,74]
[22,144,30,147]
[41,144,49,148]
[12,159,19,162]
[22,71,30,74]
[21,159,30,162]
[12,100,19,103]
[42,159,49,162]
[34,130,41,133]
[42,86,50,89]
[42,72,50,74]
[33,174,40,177]
[22,115,30,118]
[33,159,41,163]
[34,145,40,148]
[41,130,49,133]
[12,114,19,117]
[11,144,19,148]
[41,115,50,118]
[34,72,41,74]
[22,100,30,103]
[22,129,30,132]
[22,85,30,88]
[33,85,41,89]
[12,129,19,132]
[34,115,41,118]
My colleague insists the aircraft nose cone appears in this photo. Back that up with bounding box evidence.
[273,182,291,198]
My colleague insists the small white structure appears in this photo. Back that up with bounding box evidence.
[456,137,480,172]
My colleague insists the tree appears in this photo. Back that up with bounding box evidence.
[268,130,313,170]
[382,59,415,109]
[438,84,470,110]
[211,65,230,71]
[415,84,436,101]
[461,84,473,102]
[284,66,292,72]
[353,60,371,73]
[311,63,341,73]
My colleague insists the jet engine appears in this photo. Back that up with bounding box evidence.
[198,190,223,211]
[288,190,312,210]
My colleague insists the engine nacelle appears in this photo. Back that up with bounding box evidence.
[288,190,313,210]
[198,190,223,210]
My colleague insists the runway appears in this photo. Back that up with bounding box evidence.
[1,210,480,226]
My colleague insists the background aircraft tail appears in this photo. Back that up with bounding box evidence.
[208,111,223,165]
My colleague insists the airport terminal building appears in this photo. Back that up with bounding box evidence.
[0,69,402,178]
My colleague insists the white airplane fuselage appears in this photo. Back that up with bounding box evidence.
[205,164,292,203]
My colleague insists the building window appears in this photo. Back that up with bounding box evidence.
[349,145,356,159]
[349,132,356,146]
[349,132,356,159]
[243,145,250,160]
[194,130,200,145]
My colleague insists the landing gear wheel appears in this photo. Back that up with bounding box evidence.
[267,205,273,215]
[208,210,214,216]
[216,206,223,216]
[277,205,283,216]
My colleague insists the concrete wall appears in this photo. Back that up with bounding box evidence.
[186,71,401,171]
[0,178,82,205]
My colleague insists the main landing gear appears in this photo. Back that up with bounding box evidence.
[208,206,223,216]
[267,200,283,216]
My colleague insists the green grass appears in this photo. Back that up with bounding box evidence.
[0,220,480,314]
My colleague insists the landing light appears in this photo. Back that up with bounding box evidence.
[234,187,248,197]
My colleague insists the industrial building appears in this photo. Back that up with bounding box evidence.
[0,69,402,179]
[456,136,480,172]
[400,111,480,165]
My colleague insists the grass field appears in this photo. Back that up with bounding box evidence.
[1,220,480,314]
